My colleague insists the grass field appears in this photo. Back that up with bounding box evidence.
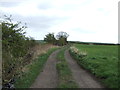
[56,47,78,88]
[15,47,58,88]
[69,44,118,88]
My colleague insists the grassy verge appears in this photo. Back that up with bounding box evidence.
[15,47,58,88]
[56,48,78,88]
[69,44,118,88]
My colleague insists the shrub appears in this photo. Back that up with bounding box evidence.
[1,15,37,88]
[69,46,87,60]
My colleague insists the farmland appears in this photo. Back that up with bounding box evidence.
[1,15,118,89]
[69,44,118,88]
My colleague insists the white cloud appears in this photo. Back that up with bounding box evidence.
[0,0,119,43]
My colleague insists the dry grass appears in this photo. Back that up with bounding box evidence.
[21,43,59,73]
[70,46,87,56]
[15,46,59,88]
[32,44,59,60]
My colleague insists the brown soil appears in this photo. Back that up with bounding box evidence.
[30,49,60,88]
[30,48,105,88]
[64,49,105,88]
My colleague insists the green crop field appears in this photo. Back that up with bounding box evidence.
[70,44,118,88]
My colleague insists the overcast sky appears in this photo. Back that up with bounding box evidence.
[0,0,119,43]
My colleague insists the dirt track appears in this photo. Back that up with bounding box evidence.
[30,49,60,88]
[30,48,105,88]
[65,49,105,88]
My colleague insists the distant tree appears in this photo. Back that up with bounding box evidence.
[44,31,69,46]
[56,31,69,46]
[44,33,56,44]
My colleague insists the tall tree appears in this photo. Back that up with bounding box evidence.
[56,31,69,46]
[44,33,56,44]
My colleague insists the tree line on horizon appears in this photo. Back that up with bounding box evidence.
[44,31,69,46]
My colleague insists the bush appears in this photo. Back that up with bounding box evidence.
[69,46,87,61]
[1,15,37,88]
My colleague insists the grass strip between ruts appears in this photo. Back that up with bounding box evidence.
[56,47,78,88]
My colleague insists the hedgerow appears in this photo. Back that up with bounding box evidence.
[1,15,37,88]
